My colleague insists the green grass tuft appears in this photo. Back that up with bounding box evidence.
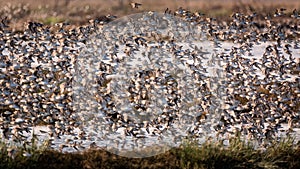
[41,17,64,25]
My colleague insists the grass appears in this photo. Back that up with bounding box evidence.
[0,135,299,169]
[41,17,64,25]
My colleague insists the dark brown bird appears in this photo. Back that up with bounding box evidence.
[0,16,9,31]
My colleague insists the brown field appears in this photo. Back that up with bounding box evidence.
[1,0,300,30]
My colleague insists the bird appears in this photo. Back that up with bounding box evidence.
[291,9,300,19]
[130,2,142,9]
[28,22,43,33]
[0,16,9,31]
[274,8,286,17]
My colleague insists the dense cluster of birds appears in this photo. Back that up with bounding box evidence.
[0,4,299,156]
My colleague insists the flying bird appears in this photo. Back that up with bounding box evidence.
[130,2,142,9]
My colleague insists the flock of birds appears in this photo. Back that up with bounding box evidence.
[0,3,300,156]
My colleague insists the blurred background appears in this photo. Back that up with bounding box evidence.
[1,0,300,30]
